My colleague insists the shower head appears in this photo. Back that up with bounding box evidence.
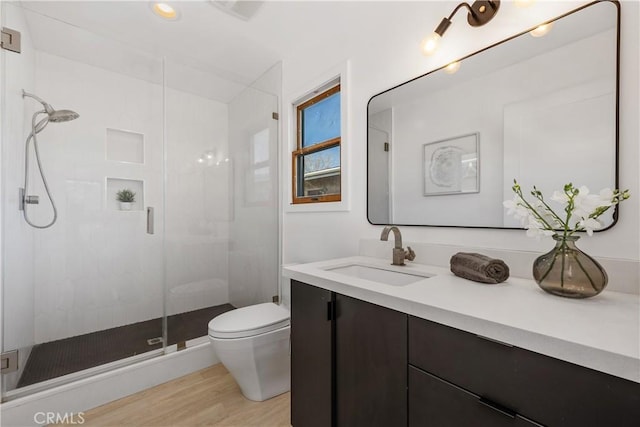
[22,90,79,123]
[48,109,80,123]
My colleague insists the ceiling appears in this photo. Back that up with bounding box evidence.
[15,0,424,103]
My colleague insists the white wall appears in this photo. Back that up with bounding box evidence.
[1,2,37,391]
[281,1,639,295]
[228,64,281,308]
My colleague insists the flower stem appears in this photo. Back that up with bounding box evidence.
[570,250,599,292]
[514,188,555,230]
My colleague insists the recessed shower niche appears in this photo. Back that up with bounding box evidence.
[106,128,144,164]
[106,178,144,211]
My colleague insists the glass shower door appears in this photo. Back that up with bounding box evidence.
[163,61,281,348]
[1,2,166,399]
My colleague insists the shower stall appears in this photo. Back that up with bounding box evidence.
[0,1,280,403]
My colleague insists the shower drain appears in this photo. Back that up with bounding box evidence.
[147,337,163,346]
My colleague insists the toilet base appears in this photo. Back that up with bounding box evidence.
[210,325,290,402]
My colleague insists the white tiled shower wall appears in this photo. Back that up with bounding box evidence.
[26,52,230,343]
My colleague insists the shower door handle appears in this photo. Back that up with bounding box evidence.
[147,207,154,234]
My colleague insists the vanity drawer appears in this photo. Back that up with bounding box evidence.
[409,316,640,427]
[409,366,541,427]
[409,316,519,410]
[513,346,640,427]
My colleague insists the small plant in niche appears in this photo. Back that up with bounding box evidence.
[116,189,136,210]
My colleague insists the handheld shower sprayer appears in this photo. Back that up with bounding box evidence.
[21,90,79,229]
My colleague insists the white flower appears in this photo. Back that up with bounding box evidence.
[551,190,569,203]
[503,196,529,222]
[599,188,614,202]
[504,180,630,240]
[524,217,554,239]
[573,186,613,219]
[577,218,603,236]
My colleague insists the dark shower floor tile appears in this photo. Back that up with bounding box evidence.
[17,304,234,388]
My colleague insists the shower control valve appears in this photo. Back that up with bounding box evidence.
[25,195,40,205]
[18,187,39,211]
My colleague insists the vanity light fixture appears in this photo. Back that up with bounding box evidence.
[444,61,461,74]
[421,0,500,56]
[530,22,553,37]
[151,2,180,21]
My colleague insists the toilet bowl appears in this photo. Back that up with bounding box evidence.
[208,302,290,401]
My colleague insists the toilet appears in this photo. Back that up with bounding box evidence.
[208,302,290,401]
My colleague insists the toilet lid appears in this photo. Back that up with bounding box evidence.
[208,302,290,339]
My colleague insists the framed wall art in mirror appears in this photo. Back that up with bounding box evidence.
[423,133,479,196]
[367,0,619,228]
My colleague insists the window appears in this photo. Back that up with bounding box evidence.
[292,84,341,204]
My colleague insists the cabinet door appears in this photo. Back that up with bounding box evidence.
[291,280,334,427]
[335,294,407,427]
[513,346,640,427]
[409,366,541,427]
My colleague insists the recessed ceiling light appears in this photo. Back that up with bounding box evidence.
[151,2,180,21]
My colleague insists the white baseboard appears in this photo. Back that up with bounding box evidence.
[1,343,218,427]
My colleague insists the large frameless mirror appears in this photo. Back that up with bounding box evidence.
[367,0,619,228]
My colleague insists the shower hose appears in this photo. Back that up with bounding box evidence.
[23,110,58,229]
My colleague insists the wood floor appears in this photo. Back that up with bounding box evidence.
[71,364,291,427]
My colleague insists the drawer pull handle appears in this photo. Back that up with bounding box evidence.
[476,334,514,348]
[478,397,517,419]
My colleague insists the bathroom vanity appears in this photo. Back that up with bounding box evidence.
[284,257,640,427]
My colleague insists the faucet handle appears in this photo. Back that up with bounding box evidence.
[405,246,416,261]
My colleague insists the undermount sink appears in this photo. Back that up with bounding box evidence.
[325,264,432,286]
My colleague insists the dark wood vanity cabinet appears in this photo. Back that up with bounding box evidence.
[409,316,640,427]
[291,280,640,427]
[291,280,333,427]
[409,366,542,427]
[291,280,407,427]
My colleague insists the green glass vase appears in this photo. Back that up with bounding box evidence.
[533,234,608,298]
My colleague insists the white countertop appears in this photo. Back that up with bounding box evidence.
[283,256,640,383]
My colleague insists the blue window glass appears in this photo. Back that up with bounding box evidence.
[302,92,340,148]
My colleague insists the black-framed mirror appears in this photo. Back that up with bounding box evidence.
[367,0,619,228]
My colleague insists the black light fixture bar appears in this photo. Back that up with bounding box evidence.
[435,0,500,38]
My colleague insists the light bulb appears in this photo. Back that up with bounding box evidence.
[444,61,461,74]
[206,153,214,159]
[514,0,535,8]
[530,22,553,37]
[421,32,441,56]
[197,157,204,164]
[152,3,179,20]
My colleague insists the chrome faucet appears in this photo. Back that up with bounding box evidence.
[380,226,416,266]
